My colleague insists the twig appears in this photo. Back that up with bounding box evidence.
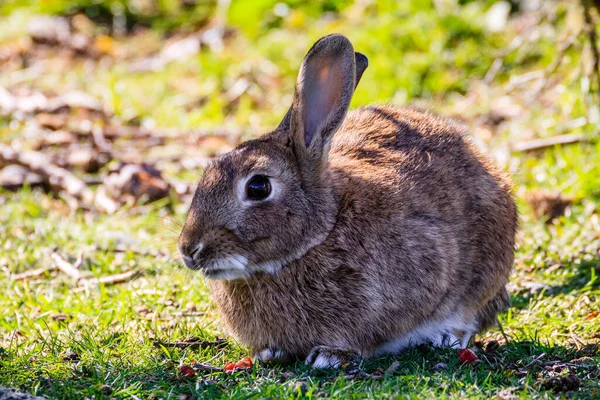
[153,337,227,350]
[523,352,546,368]
[74,251,84,268]
[192,362,223,373]
[484,35,527,84]
[483,58,503,84]
[11,266,53,281]
[540,360,597,370]
[531,30,581,97]
[173,311,208,317]
[511,133,589,153]
[0,144,93,204]
[77,269,142,288]
[483,13,543,84]
[504,71,544,92]
[50,251,82,281]
[89,245,167,258]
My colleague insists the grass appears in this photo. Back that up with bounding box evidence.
[1,0,599,398]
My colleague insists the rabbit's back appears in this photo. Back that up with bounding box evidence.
[329,106,517,331]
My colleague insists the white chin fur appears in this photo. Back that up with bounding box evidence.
[203,254,251,280]
[203,254,288,280]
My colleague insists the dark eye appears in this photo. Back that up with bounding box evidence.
[246,175,271,201]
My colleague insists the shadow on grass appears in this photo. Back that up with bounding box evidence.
[511,254,600,310]
[2,337,598,399]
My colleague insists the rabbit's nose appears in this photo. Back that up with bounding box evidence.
[189,243,205,260]
[178,242,205,270]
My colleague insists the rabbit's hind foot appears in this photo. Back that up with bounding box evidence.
[254,347,291,365]
[305,345,359,369]
[374,311,478,356]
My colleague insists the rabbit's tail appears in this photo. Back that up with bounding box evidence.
[476,289,510,331]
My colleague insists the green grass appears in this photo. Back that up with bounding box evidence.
[1,0,599,398]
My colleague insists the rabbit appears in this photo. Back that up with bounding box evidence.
[177,34,517,369]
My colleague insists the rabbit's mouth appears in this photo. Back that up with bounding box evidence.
[178,242,250,280]
[202,266,252,280]
[197,254,253,281]
[199,255,288,280]
[179,238,290,280]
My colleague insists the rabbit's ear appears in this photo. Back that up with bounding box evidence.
[293,33,355,150]
[277,50,368,133]
[354,52,368,87]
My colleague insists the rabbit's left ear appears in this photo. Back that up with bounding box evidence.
[280,35,360,170]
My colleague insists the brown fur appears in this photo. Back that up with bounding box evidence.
[178,34,517,363]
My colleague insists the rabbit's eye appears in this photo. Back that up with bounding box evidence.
[246,175,271,201]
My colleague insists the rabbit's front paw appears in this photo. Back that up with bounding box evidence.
[255,347,290,365]
[305,346,358,369]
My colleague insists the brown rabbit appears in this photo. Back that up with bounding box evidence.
[178,34,517,368]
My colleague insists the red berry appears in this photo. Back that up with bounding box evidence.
[223,362,235,371]
[458,348,479,364]
[237,356,253,368]
[223,356,254,373]
[178,364,196,378]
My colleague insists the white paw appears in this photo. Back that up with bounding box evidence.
[255,347,288,364]
[304,346,356,369]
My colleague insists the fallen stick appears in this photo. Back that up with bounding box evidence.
[173,311,208,317]
[136,311,207,321]
[89,245,167,258]
[540,360,597,370]
[0,144,93,204]
[511,133,589,153]
[531,30,581,97]
[152,337,227,350]
[483,17,539,84]
[51,251,82,281]
[192,362,223,373]
[77,269,142,289]
[11,266,53,281]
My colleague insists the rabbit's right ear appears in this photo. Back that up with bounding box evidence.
[277,35,365,177]
[277,50,368,133]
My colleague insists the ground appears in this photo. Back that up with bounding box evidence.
[0,0,599,398]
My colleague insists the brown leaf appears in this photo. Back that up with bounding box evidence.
[27,16,71,45]
[178,364,196,378]
[36,112,68,130]
[540,374,580,392]
[51,313,69,322]
[62,146,107,173]
[525,190,573,222]
[0,165,44,191]
[103,163,171,204]
[586,311,599,320]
